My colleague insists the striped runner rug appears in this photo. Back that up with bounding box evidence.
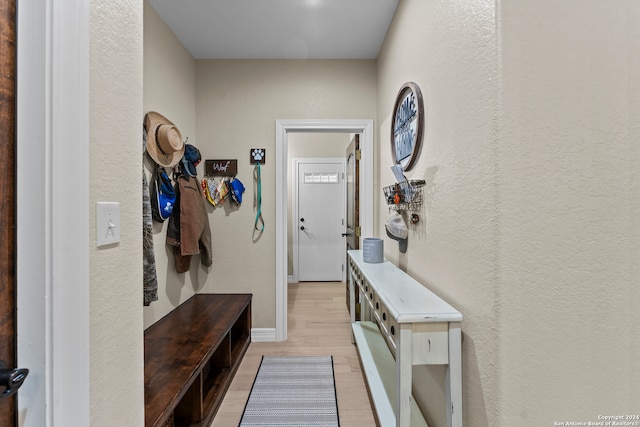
[239,355,340,427]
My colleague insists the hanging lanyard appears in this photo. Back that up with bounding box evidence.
[254,163,265,232]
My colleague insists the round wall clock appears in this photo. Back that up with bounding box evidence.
[391,82,424,171]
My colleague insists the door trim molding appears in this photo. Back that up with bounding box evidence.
[275,119,374,341]
[292,157,347,284]
[17,0,90,425]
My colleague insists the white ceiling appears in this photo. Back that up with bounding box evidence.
[148,0,399,59]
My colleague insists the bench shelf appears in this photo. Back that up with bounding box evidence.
[144,294,252,427]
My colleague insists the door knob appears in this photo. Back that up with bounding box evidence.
[300,218,305,222]
[0,361,29,399]
[300,226,305,230]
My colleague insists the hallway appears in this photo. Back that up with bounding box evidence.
[211,282,377,427]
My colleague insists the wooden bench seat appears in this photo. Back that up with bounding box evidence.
[144,294,252,427]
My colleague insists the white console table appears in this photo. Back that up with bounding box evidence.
[348,250,463,427]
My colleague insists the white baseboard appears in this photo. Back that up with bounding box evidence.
[288,275,295,283]
[251,328,277,342]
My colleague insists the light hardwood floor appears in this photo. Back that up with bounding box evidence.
[211,281,377,427]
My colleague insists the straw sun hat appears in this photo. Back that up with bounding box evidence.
[144,111,185,167]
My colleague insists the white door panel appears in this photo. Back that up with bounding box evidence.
[297,161,345,281]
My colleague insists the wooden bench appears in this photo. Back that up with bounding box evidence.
[144,294,252,427]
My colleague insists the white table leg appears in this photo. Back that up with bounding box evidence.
[445,322,462,427]
[348,270,356,344]
[396,324,412,427]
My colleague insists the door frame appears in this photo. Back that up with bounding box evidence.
[16,0,90,425]
[276,120,373,341]
[292,157,347,284]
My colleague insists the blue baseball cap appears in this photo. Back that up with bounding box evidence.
[181,144,201,177]
[230,178,245,204]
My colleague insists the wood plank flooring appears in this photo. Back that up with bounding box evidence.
[211,282,377,427]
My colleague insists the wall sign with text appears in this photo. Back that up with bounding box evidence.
[205,159,238,177]
[390,82,424,171]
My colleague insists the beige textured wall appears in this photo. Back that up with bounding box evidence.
[378,0,640,426]
[287,133,351,276]
[497,1,640,424]
[143,1,198,328]
[378,1,498,426]
[89,0,145,424]
[195,60,376,328]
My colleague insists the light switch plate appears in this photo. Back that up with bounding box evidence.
[96,202,120,247]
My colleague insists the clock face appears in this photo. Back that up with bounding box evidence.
[391,82,424,171]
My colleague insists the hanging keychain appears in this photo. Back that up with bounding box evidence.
[254,163,265,232]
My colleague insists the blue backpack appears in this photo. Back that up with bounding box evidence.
[150,165,176,222]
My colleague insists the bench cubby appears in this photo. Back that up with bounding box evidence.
[144,294,252,427]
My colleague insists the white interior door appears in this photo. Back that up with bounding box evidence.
[296,160,345,281]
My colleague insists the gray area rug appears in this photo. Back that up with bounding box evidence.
[239,355,340,427]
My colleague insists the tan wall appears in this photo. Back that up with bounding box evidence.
[497,0,640,424]
[195,59,377,329]
[143,1,198,328]
[377,1,640,426]
[378,1,498,425]
[89,0,145,424]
